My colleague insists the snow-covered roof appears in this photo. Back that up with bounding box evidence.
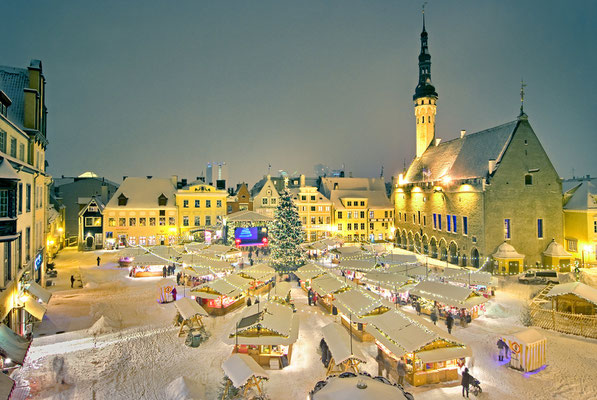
[311,274,353,296]
[441,268,495,287]
[493,242,524,259]
[377,254,418,265]
[310,374,410,400]
[228,302,299,346]
[332,289,389,319]
[302,241,328,251]
[321,323,367,364]
[0,323,30,365]
[295,263,328,281]
[222,354,269,389]
[77,196,106,217]
[320,238,343,247]
[543,239,572,258]
[361,272,411,291]
[131,253,169,266]
[181,266,212,277]
[270,281,293,298]
[185,242,210,252]
[501,328,546,346]
[0,158,19,180]
[409,280,488,309]
[24,298,46,320]
[385,263,428,278]
[105,177,176,209]
[563,177,597,210]
[328,189,392,210]
[24,281,52,304]
[545,282,597,306]
[238,263,276,282]
[405,120,519,183]
[200,245,242,258]
[116,247,148,259]
[339,259,379,272]
[178,255,234,272]
[174,297,208,320]
[320,177,387,193]
[0,65,29,128]
[365,309,471,359]
[148,245,183,258]
[330,247,369,259]
[226,209,274,222]
[193,273,251,298]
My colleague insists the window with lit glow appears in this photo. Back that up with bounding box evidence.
[537,219,543,238]
[504,219,511,239]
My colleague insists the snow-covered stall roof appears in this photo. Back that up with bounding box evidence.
[183,257,235,273]
[332,289,389,319]
[0,324,30,364]
[270,282,293,299]
[330,246,369,259]
[442,268,495,287]
[545,282,597,306]
[174,297,208,320]
[310,374,410,400]
[25,281,52,304]
[365,309,471,360]
[185,242,210,253]
[228,302,299,346]
[226,210,274,222]
[295,263,328,281]
[222,354,269,389]
[320,237,343,247]
[409,280,488,309]
[339,259,379,272]
[116,247,147,259]
[321,323,367,364]
[192,274,251,298]
[361,271,411,291]
[501,328,546,346]
[238,264,276,282]
[307,241,329,251]
[131,253,169,266]
[0,373,14,400]
[181,266,212,277]
[385,263,428,277]
[148,245,182,258]
[310,274,353,296]
[377,253,419,265]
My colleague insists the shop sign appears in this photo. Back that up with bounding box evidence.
[34,253,43,271]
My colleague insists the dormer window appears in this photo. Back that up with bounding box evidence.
[158,194,168,206]
[118,193,128,206]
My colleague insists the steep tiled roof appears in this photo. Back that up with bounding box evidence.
[105,177,176,209]
[405,120,519,183]
[0,66,29,128]
[563,178,597,210]
[329,189,392,210]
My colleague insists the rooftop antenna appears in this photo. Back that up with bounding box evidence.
[519,79,527,117]
[422,2,428,29]
[268,164,272,175]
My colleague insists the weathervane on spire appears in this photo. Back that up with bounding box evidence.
[520,79,527,115]
[422,2,428,28]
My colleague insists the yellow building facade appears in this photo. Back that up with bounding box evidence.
[291,186,332,242]
[563,177,597,267]
[176,182,227,241]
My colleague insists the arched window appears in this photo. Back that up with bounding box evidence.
[422,116,425,123]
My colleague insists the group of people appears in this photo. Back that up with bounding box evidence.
[307,288,318,306]
[162,264,176,278]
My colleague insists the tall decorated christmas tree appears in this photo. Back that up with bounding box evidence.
[270,188,306,272]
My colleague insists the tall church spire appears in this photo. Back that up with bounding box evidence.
[414,7,438,158]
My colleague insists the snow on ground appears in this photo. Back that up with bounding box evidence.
[11,248,597,400]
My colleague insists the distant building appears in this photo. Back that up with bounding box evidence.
[252,175,281,219]
[227,183,253,214]
[562,176,597,267]
[0,59,51,335]
[103,176,177,247]
[393,18,563,272]
[78,196,105,250]
[52,172,118,244]
[176,181,227,242]
[206,161,228,190]
[46,202,65,257]
[290,175,333,242]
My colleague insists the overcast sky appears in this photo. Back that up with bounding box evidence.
[3,0,596,185]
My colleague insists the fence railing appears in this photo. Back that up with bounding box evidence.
[529,306,597,339]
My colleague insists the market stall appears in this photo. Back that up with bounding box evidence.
[377,253,419,265]
[332,288,390,342]
[147,245,183,261]
[441,267,497,296]
[237,263,276,295]
[499,328,547,372]
[409,280,488,321]
[328,246,370,264]
[295,263,329,291]
[366,309,472,386]
[308,373,413,400]
[173,297,209,337]
[116,246,147,267]
[339,259,379,283]
[321,322,367,375]
[544,282,597,315]
[222,353,269,398]
[191,273,250,315]
[201,244,242,261]
[360,271,414,303]
[229,301,299,369]
[310,274,354,312]
[129,253,170,278]
[268,281,293,305]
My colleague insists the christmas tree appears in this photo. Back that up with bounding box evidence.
[270,188,306,272]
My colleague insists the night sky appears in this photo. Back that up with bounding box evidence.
[3,1,596,185]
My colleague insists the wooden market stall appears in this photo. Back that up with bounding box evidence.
[377,253,419,265]
[229,302,299,369]
[147,245,183,260]
[129,253,170,277]
[310,274,354,312]
[544,282,597,315]
[328,246,369,264]
[409,280,489,321]
[441,267,498,297]
[332,288,391,342]
[385,263,430,279]
[222,353,269,398]
[295,263,328,291]
[321,323,367,375]
[200,244,243,262]
[268,281,293,305]
[191,273,251,315]
[499,328,547,372]
[360,271,414,302]
[338,259,379,283]
[116,246,147,267]
[366,309,472,386]
[173,297,209,337]
[237,263,276,295]
[309,373,413,400]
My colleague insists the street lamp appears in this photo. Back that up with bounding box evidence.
[582,245,592,268]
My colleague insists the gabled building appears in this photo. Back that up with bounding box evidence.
[393,17,563,272]
[103,177,177,247]
[253,175,280,218]
[78,196,105,250]
[175,181,227,241]
[562,176,597,267]
[227,183,253,214]
[290,179,332,242]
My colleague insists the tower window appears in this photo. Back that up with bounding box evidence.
[525,174,533,185]
[422,116,425,123]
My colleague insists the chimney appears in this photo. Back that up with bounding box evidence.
[146,176,152,179]
[123,176,128,181]
[171,175,178,187]
[181,178,187,187]
[488,159,496,175]
[435,138,442,146]
[460,129,466,138]
[101,185,108,203]
[300,174,306,187]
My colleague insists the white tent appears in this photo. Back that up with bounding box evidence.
[339,259,379,272]
[295,263,328,282]
[311,275,353,297]
[174,297,208,320]
[310,374,411,400]
[500,328,547,372]
[409,280,488,309]
[321,323,367,366]
[131,253,168,266]
[222,353,269,398]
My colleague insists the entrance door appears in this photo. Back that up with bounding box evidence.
[508,261,519,274]
[86,235,94,250]
[95,233,103,249]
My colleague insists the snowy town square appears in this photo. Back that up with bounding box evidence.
[1,1,597,400]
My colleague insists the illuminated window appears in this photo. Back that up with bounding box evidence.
[129,217,136,226]
[108,218,116,227]
[566,239,577,252]
[504,219,511,239]
[347,212,352,219]
[169,217,175,226]
[149,217,156,226]
[537,219,543,238]
[139,217,146,226]
[347,223,352,230]
[271,198,276,205]
[183,200,189,208]
[338,211,343,219]
[195,200,200,207]
[159,217,165,226]
[369,211,374,219]
[118,218,126,227]
[262,198,268,205]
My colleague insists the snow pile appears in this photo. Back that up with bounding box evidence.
[87,315,118,335]
[164,376,205,400]
[484,303,510,319]
[84,282,98,289]
[580,268,597,287]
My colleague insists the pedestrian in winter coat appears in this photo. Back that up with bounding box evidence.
[396,359,407,385]
[247,297,252,307]
[430,308,438,325]
[70,275,75,288]
[308,289,313,306]
[96,256,101,266]
[162,266,167,278]
[461,367,471,398]
[497,339,506,361]
[312,293,317,305]
[446,314,454,334]
[171,287,177,302]
[415,302,421,316]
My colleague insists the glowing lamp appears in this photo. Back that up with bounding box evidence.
[262,237,268,244]
[442,176,452,185]
[583,245,593,253]
[235,239,241,245]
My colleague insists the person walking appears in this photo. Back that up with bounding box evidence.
[171,287,177,302]
[70,275,75,288]
[308,288,313,306]
[162,266,167,278]
[396,358,407,386]
[446,313,454,334]
[461,367,471,398]
[96,256,101,266]
[497,339,506,361]
[415,301,421,316]
[430,308,438,325]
